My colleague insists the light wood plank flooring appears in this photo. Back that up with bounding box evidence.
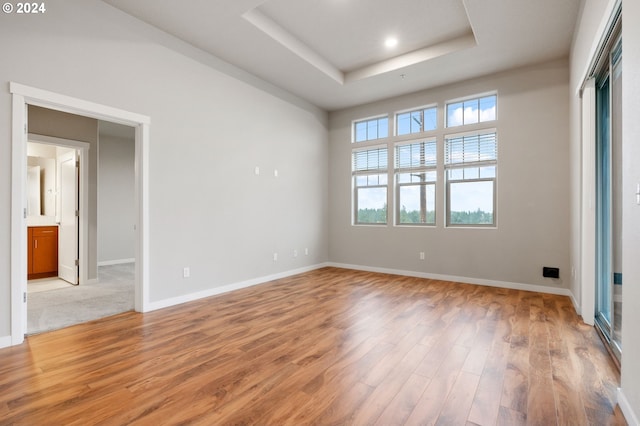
[0,267,627,425]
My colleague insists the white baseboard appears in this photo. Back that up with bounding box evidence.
[98,258,135,266]
[618,388,640,426]
[0,335,13,349]
[327,262,574,298]
[145,263,330,312]
[569,291,582,316]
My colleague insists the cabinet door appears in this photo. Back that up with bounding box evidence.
[32,227,58,274]
[27,227,33,275]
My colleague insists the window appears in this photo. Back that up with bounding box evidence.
[396,106,437,136]
[353,147,388,224]
[445,131,497,226]
[350,91,498,229]
[446,94,496,127]
[395,139,437,225]
[353,116,389,142]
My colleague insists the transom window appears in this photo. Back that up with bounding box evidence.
[352,147,388,224]
[396,106,437,136]
[445,131,497,226]
[395,139,437,225]
[353,116,389,142]
[446,94,496,127]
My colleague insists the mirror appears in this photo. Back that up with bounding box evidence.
[27,143,57,221]
[27,165,41,215]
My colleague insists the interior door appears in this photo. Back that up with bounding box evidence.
[58,150,79,285]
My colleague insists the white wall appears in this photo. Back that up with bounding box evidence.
[621,1,640,421]
[328,59,571,290]
[98,132,135,264]
[0,0,329,339]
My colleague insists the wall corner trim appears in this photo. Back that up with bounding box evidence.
[145,263,331,312]
[0,335,13,350]
[327,262,575,298]
[617,388,640,426]
[568,290,582,316]
[97,259,136,267]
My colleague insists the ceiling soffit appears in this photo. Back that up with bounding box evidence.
[244,0,476,85]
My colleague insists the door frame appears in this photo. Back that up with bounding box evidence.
[578,0,621,326]
[10,82,151,346]
[28,134,89,286]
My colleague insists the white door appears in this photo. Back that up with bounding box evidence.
[58,150,78,284]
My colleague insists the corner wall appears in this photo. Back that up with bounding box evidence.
[98,132,135,264]
[328,59,571,291]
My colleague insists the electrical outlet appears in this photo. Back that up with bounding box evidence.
[419,252,425,260]
[305,248,309,256]
[183,267,190,278]
[293,249,298,258]
[254,166,260,175]
[273,253,278,262]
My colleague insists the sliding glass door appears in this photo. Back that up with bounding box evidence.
[595,35,622,361]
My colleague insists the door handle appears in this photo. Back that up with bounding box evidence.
[34,239,37,249]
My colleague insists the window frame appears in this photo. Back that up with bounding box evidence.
[445,92,497,128]
[444,129,498,227]
[445,170,497,227]
[352,145,389,225]
[395,104,438,136]
[394,138,437,226]
[352,115,389,143]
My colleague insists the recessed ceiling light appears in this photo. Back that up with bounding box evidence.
[385,37,398,48]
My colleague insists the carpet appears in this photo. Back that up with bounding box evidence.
[27,263,135,335]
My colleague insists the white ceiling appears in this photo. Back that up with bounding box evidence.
[102,0,581,111]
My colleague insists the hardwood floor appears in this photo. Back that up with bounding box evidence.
[0,267,627,425]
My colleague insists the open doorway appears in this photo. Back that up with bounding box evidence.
[26,139,84,291]
[10,82,150,346]
[25,115,137,334]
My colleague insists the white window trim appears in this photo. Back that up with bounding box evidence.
[394,104,438,136]
[445,92,498,129]
[352,114,389,143]
[352,144,389,225]
[445,173,497,228]
[394,138,437,226]
[444,129,498,228]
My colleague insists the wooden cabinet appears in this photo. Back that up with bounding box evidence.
[28,226,58,279]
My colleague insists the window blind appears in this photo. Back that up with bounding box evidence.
[352,147,388,172]
[445,132,497,165]
[395,140,437,170]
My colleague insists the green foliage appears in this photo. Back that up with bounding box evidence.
[357,205,387,223]
[356,206,492,225]
[450,208,493,225]
[399,205,435,224]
